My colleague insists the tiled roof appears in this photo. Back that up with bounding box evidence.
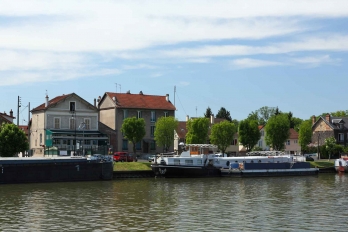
[18,125,29,135]
[289,128,299,139]
[176,121,187,138]
[258,125,264,130]
[32,94,73,111]
[0,115,12,124]
[106,92,176,110]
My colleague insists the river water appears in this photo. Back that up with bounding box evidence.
[0,174,347,231]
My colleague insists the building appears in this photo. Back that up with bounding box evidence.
[98,91,176,154]
[284,128,301,155]
[311,114,348,147]
[30,93,108,157]
[0,110,15,124]
[256,125,270,151]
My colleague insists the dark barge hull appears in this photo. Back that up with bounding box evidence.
[151,164,221,178]
[0,157,113,184]
[221,162,319,177]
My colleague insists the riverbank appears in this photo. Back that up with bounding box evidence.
[113,160,337,178]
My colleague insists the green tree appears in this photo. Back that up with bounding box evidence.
[258,106,276,124]
[238,119,261,152]
[121,117,146,160]
[210,121,237,155]
[216,107,232,122]
[186,117,210,144]
[265,114,290,151]
[204,107,213,118]
[325,136,336,160]
[0,123,29,157]
[298,120,312,154]
[154,116,178,152]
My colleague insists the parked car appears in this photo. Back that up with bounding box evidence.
[113,152,133,162]
[148,155,156,162]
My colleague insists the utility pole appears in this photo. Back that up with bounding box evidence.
[28,102,31,156]
[17,96,21,126]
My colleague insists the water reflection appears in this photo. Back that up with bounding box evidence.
[0,175,347,231]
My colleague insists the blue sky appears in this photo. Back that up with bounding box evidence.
[1,0,348,124]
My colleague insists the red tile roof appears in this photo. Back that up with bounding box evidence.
[106,92,176,110]
[258,125,264,130]
[176,121,187,138]
[32,94,73,111]
[289,128,299,139]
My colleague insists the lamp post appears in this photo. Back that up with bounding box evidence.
[317,132,320,160]
[78,122,86,156]
[71,111,76,156]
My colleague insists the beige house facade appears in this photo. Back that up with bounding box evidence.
[30,93,108,157]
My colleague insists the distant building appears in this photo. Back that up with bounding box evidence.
[98,91,176,154]
[30,93,108,157]
[312,113,348,147]
[284,128,301,155]
[0,110,15,124]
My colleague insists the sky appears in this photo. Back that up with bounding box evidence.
[1,0,348,124]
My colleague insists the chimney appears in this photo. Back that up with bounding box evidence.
[210,114,214,124]
[139,91,143,95]
[45,95,49,107]
[312,115,316,125]
[325,113,331,123]
[10,109,13,117]
[186,115,189,121]
[94,98,96,107]
[166,94,169,102]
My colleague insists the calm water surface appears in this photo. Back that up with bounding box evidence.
[0,174,347,231]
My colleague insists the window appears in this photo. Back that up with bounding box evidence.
[69,102,76,112]
[123,109,128,120]
[54,118,60,129]
[294,140,298,144]
[70,118,76,130]
[164,112,168,117]
[151,111,156,122]
[338,133,344,142]
[122,140,128,150]
[136,141,142,150]
[40,133,42,145]
[150,140,156,150]
[185,160,193,165]
[261,131,264,136]
[231,139,238,145]
[53,139,59,145]
[286,140,290,145]
[151,126,155,137]
[174,160,180,165]
[84,119,90,130]
[137,111,142,119]
[197,160,202,165]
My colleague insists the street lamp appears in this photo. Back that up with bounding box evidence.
[71,111,76,156]
[317,132,321,160]
[78,122,86,156]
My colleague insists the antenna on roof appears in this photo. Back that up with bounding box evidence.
[115,83,117,93]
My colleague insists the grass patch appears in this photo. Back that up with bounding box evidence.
[308,160,335,168]
[113,161,152,171]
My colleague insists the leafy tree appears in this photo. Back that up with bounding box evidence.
[258,106,276,124]
[325,136,336,160]
[265,114,290,151]
[252,146,263,151]
[154,116,178,152]
[238,119,260,152]
[210,121,237,156]
[204,107,213,118]
[247,111,259,122]
[0,123,29,157]
[216,107,232,122]
[274,107,281,115]
[231,119,239,128]
[248,106,276,126]
[298,120,312,154]
[121,117,146,160]
[185,117,210,144]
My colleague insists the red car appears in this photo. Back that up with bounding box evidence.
[113,152,133,162]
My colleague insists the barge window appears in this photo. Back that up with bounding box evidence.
[197,160,202,165]
[174,160,180,165]
[185,160,193,165]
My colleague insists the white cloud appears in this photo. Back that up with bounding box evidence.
[291,55,341,67]
[230,58,284,69]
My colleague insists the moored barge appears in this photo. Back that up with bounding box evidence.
[0,155,113,184]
